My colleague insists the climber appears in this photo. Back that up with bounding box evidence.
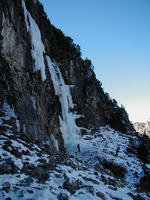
[72,107,75,112]
[115,146,120,157]
[77,144,80,152]
[70,107,75,113]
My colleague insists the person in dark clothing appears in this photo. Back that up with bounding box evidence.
[77,144,80,152]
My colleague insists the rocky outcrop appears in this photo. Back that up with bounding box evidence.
[133,121,150,137]
[0,0,133,152]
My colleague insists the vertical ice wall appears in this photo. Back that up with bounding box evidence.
[22,0,46,81]
[46,56,81,150]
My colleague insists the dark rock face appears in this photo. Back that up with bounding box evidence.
[0,0,63,152]
[0,0,133,152]
[137,135,150,163]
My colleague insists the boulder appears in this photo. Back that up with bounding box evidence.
[0,164,12,174]
[63,178,82,194]
[2,182,11,190]
[96,192,106,200]
[58,193,69,200]
[31,166,49,183]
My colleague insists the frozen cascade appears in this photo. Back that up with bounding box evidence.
[46,56,81,150]
[22,0,46,81]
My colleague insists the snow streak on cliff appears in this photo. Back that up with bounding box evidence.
[22,0,81,150]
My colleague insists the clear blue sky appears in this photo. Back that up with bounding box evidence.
[39,0,150,122]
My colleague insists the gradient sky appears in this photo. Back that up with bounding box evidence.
[39,0,150,123]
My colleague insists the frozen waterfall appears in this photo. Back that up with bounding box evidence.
[46,56,81,150]
[22,0,46,81]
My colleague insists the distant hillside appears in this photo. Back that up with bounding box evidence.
[133,120,150,137]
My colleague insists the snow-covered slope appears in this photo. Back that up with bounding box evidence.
[0,103,150,200]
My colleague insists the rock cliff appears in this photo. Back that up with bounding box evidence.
[133,120,150,138]
[0,0,133,152]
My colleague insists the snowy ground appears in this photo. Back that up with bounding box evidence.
[0,103,150,200]
[73,127,145,186]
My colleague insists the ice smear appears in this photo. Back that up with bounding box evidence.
[146,164,150,169]
[0,102,15,122]
[46,56,82,150]
[51,134,59,151]
[0,102,19,131]
[22,0,46,81]
[30,96,37,110]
